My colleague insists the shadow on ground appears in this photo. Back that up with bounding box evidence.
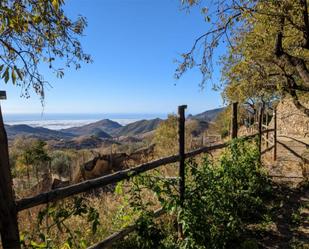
[245,181,309,249]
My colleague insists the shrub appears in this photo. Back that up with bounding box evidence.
[180,139,271,248]
[119,139,272,249]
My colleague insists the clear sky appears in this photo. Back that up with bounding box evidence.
[1,0,226,115]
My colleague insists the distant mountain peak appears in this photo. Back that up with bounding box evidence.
[61,118,122,136]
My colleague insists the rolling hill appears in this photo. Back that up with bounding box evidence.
[51,136,119,150]
[112,118,163,137]
[5,107,224,143]
[61,119,121,137]
[5,124,73,140]
[189,107,225,122]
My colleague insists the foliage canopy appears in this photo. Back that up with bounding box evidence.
[0,0,91,100]
[178,0,309,115]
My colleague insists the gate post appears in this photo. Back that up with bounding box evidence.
[273,107,277,161]
[258,104,264,162]
[266,110,269,149]
[178,105,187,239]
[0,92,21,249]
[231,102,238,139]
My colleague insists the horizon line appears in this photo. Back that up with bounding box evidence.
[2,106,225,116]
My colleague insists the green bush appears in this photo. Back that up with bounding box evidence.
[118,139,272,249]
[220,129,229,138]
[179,139,271,248]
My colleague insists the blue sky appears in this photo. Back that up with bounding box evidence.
[1,0,225,115]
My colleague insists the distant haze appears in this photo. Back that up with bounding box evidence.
[3,113,168,130]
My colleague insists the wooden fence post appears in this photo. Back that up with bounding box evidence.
[178,105,187,239]
[265,110,269,149]
[0,98,21,249]
[273,107,277,161]
[231,102,238,139]
[258,104,264,161]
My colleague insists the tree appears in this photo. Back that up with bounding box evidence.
[51,150,72,179]
[18,147,35,187]
[11,136,36,187]
[153,114,178,156]
[0,0,91,100]
[153,114,199,156]
[31,140,51,183]
[178,0,309,116]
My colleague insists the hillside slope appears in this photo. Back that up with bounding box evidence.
[190,107,225,122]
[61,119,121,137]
[5,124,73,140]
[113,118,163,137]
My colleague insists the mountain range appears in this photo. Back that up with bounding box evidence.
[5,107,224,148]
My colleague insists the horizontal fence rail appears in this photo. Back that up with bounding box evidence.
[16,142,229,211]
[17,154,180,211]
[278,135,309,148]
[261,145,275,155]
[16,131,274,212]
[277,141,309,164]
[87,208,165,249]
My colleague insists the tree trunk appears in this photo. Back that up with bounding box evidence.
[0,105,21,249]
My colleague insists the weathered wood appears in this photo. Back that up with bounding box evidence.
[258,104,264,161]
[185,142,229,158]
[277,141,309,164]
[266,111,269,148]
[178,105,186,239]
[278,135,309,147]
[17,132,265,212]
[273,107,277,161]
[265,128,275,133]
[185,132,267,158]
[263,137,274,146]
[261,145,275,155]
[231,102,238,139]
[87,208,165,249]
[0,104,21,249]
[17,154,180,211]
[0,91,6,99]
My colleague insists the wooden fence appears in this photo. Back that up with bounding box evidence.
[260,105,277,160]
[0,102,277,249]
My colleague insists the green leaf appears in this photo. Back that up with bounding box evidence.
[115,182,123,195]
[11,68,16,84]
[14,66,23,80]
[61,242,71,249]
[2,67,9,83]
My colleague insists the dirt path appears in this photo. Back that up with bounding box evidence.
[257,136,309,248]
[263,136,309,186]
[249,183,309,249]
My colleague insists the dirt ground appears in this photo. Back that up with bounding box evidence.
[255,135,309,248]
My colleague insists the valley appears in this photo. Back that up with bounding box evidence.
[5,108,224,150]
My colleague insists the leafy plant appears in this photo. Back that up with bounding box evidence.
[178,139,271,248]
[118,139,272,249]
[0,0,91,100]
[21,197,100,249]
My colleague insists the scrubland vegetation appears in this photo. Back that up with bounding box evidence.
[5,106,307,249]
[11,137,277,249]
[1,0,309,248]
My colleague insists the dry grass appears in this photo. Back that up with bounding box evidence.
[12,139,229,248]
